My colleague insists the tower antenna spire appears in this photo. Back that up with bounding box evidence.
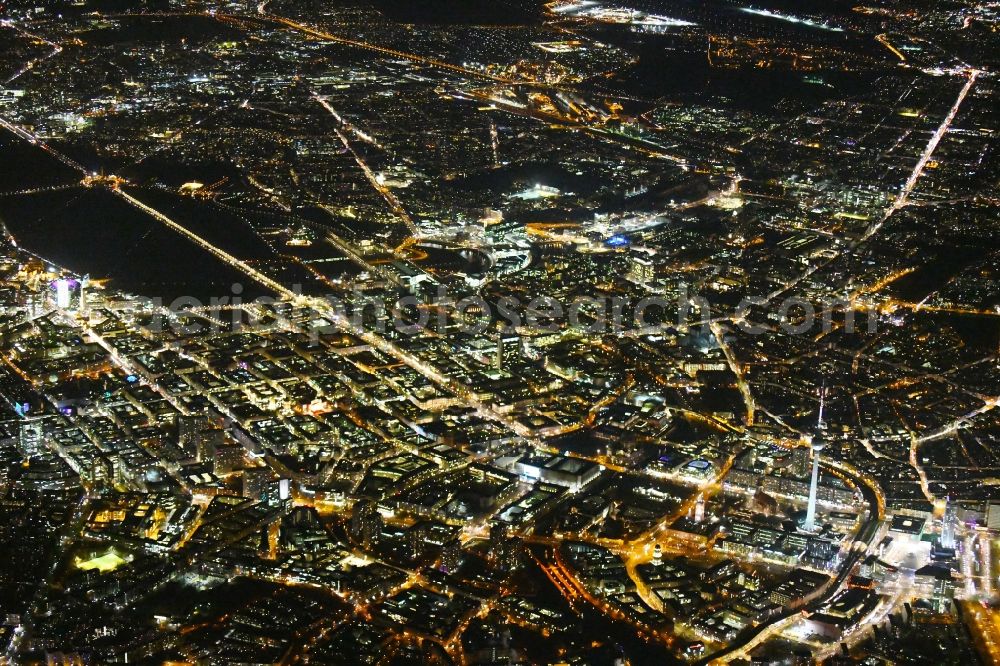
[817,382,826,431]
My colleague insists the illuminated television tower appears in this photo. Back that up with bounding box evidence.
[803,385,827,532]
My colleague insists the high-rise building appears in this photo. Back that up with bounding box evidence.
[406,522,434,562]
[18,420,45,458]
[487,525,524,571]
[940,497,956,549]
[986,503,1000,530]
[494,331,519,371]
[627,255,655,284]
[440,540,464,573]
[243,468,280,504]
[54,278,72,310]
[198,428,224,463]
[350,499,382,548]
[790,445,811,478]
[242,468,266,499]
[177,414,209,459]
[79,276,88,314]
[214,443,244,476]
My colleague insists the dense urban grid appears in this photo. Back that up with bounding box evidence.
[0,0,997,663]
